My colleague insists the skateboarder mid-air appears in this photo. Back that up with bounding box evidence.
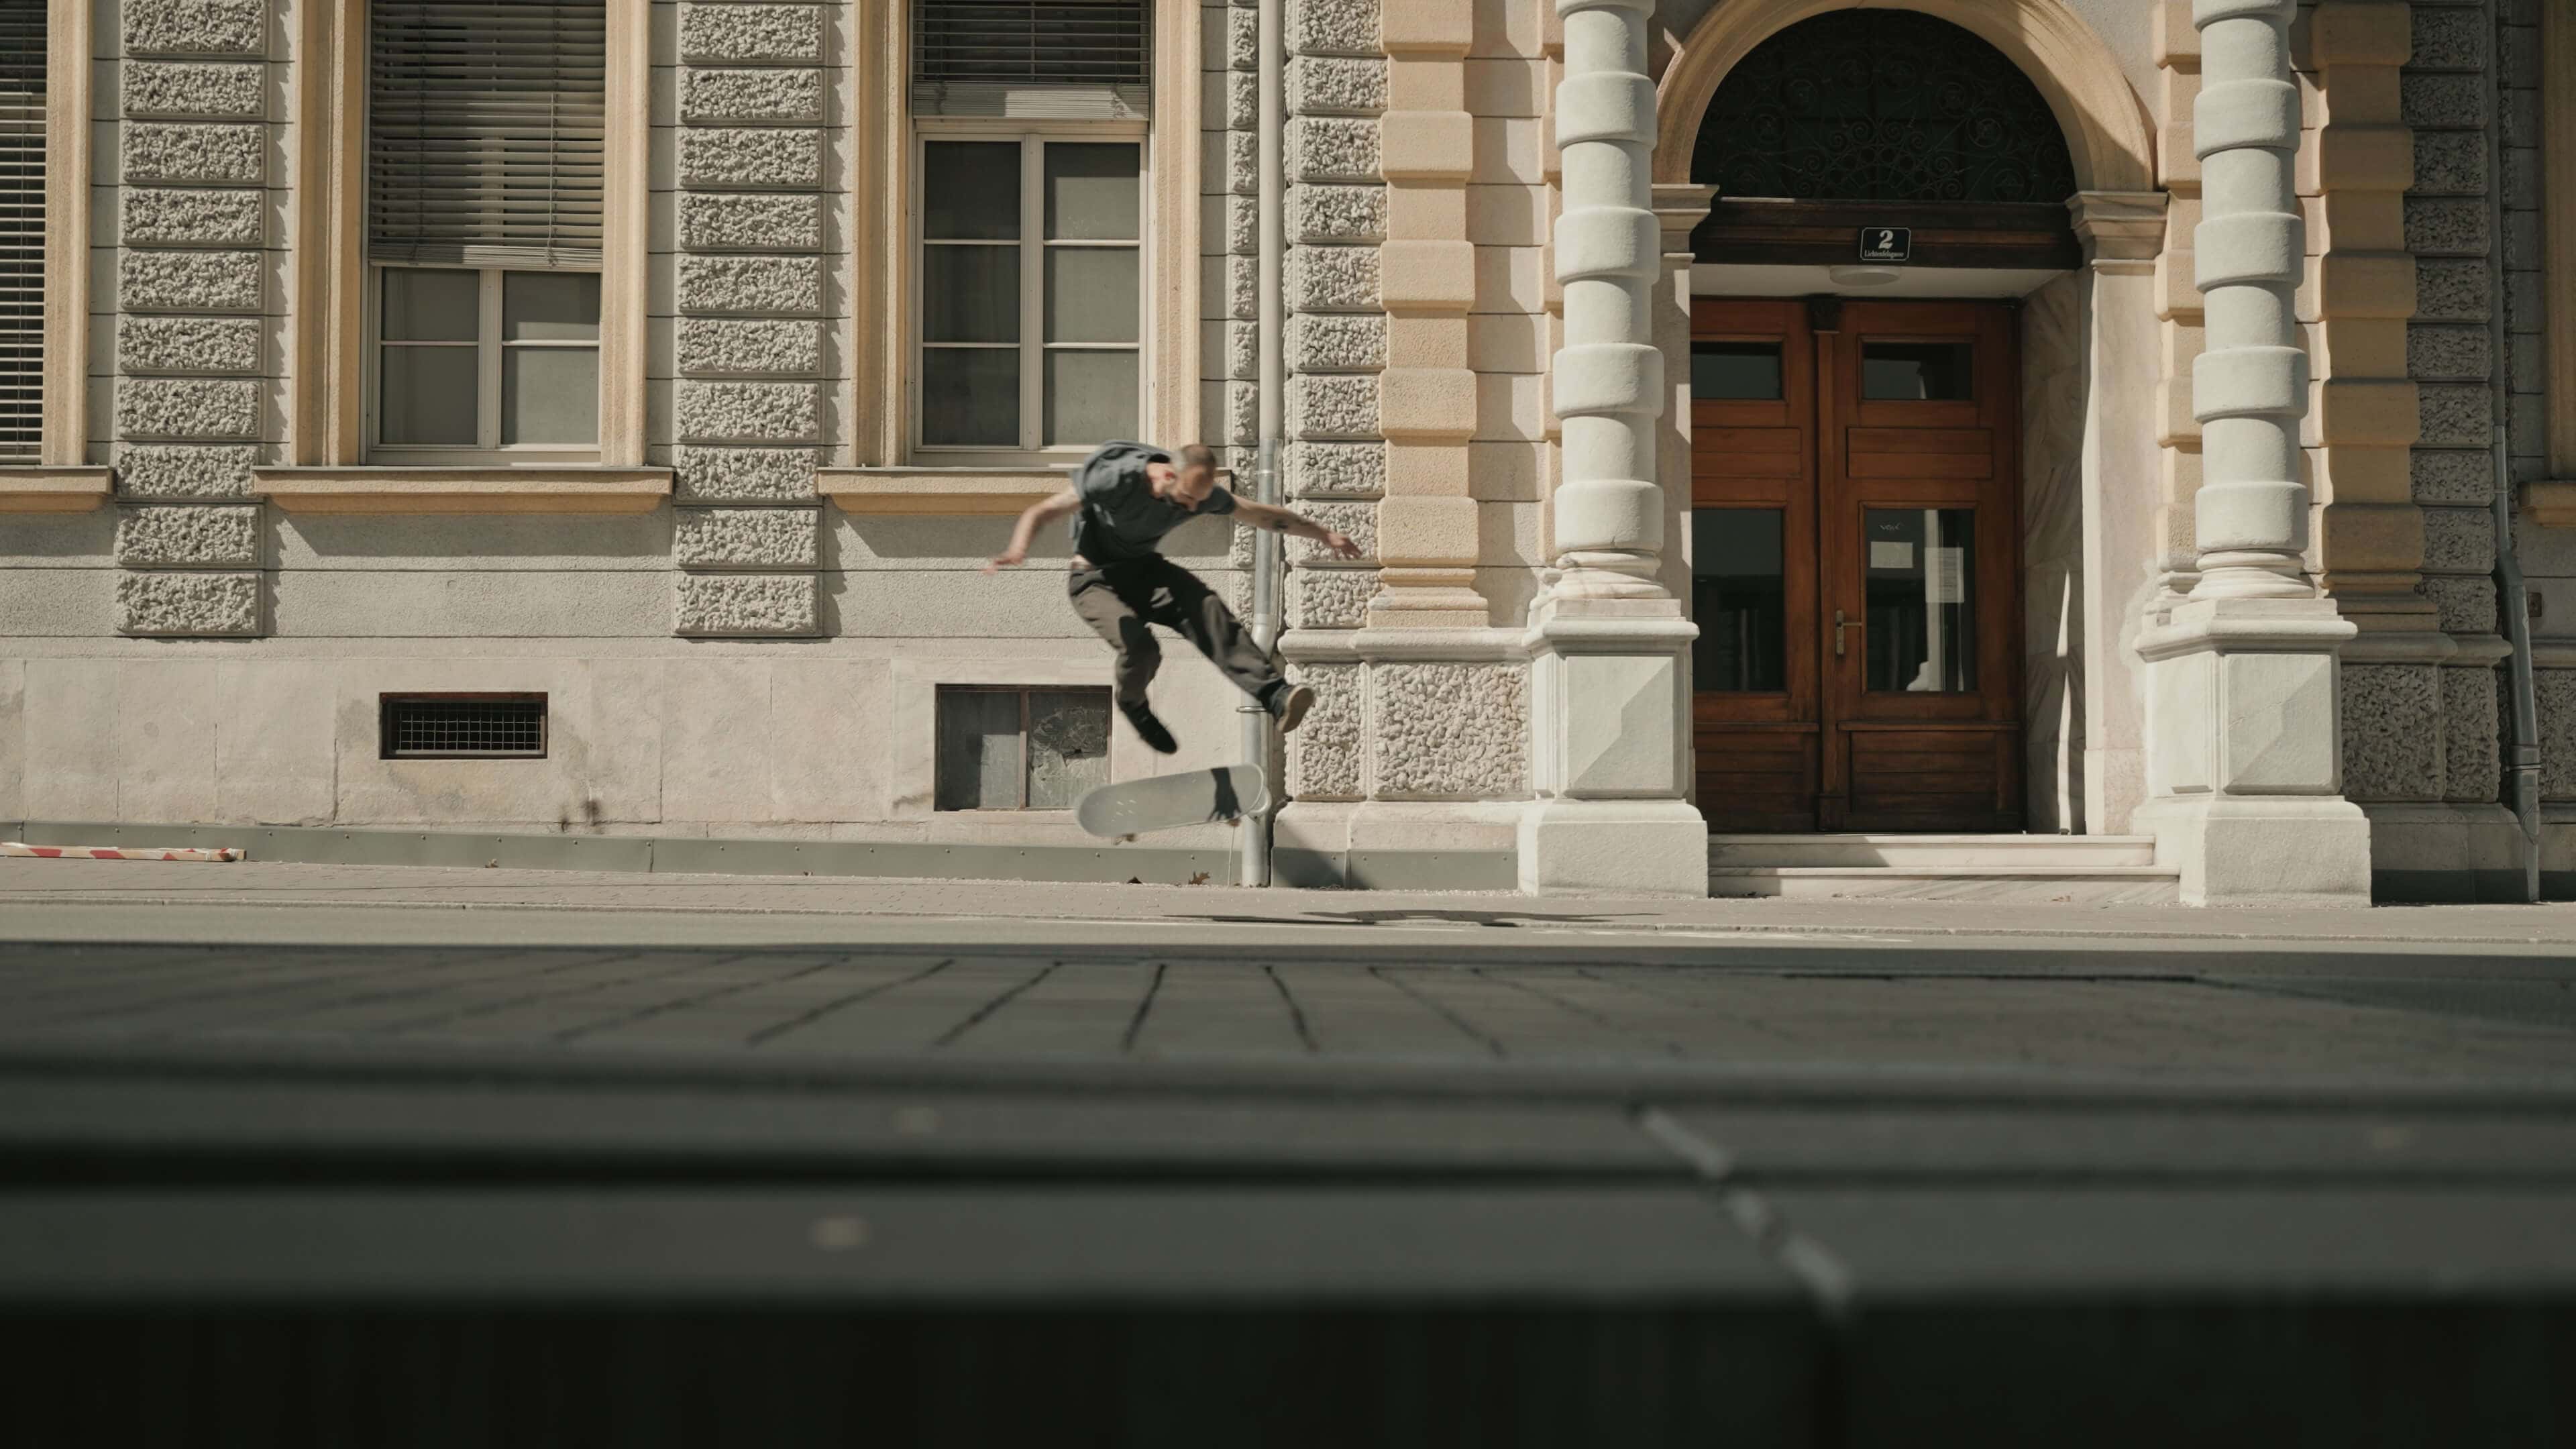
[985,441,1362,755]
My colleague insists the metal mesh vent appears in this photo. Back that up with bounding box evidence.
[380,694,549,758]
[0,0,44,460]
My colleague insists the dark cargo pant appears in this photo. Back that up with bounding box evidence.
[1069,557,1285,714]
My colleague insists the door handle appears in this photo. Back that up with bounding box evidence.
[1835,609,1857,657]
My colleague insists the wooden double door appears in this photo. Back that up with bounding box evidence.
[1690,299,2023,834]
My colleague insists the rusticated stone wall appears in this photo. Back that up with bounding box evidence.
[1214,0,1257,617]
[667,0,829,637]
[110,0,274,637]
[1281,0,1387,802]
[2398,0,2507,807]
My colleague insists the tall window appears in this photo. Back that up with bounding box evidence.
[367,1,605,462]
[912,0,1147,461]
[0,0,42,460]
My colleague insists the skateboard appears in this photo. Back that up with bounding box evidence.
[1075,764,1270,839]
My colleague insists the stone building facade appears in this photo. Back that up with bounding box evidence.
[0,0,2570,902]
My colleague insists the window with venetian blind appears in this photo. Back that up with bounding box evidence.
[367,0,606,460]
[912,0,1150,460]
[0,0,43,460]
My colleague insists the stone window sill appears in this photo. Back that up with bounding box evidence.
[250,466,673,515]
[2525,481,2576,529]
[816,467,1071,516]
[816,465,1235,516]
[0,466,114,513]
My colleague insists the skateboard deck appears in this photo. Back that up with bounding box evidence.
[1075,764,1269,839]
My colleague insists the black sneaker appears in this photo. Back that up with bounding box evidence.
[1121,700,1178,754]
[1270,684,1316,735]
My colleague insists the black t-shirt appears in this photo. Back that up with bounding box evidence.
[1067,440,1236,564]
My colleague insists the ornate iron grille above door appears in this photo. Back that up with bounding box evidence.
[1693,10,2077,206]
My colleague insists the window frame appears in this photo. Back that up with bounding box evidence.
[932,682,1114,812]
[364,261,604,464]
[908,121,1149,466]
[295,0,643,469]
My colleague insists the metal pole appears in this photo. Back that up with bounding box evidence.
[1239,0,1285,888]
[2485,0,2542,902]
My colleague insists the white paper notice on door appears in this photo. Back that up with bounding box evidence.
[1869,541,1915,570]
[1929,547,1966,604]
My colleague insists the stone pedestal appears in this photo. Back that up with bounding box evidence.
[2138,597,2371,904]
[1520,601,1703,896]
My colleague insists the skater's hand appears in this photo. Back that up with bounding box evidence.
[1319,529,1362,559]
[983,544,1026,574]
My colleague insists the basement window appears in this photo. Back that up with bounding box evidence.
[935,685,1110,810]
[380,693,549,759]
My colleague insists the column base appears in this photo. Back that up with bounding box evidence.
[1517,798,1709,898]
[2135,794,2373,907]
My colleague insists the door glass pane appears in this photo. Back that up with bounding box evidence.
[1044,248,1139,343]
[1026,689,1112,808]
[924,142,1021,239]
[1044,143,1140,241]
[1862,342,1975,400]
[382,268,478,342]
[922,347,1020,447]
[935,689,1024,810]
[380,345,478,443]
[1044,349,1138,447]
[922,246,1020,343]
[502,271,601,341]
[1863,508,1978,693]
[1691,342,1783,400]
[1692,510,1786,692]
[501,347,599,445]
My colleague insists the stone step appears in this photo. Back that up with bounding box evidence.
[1707,834,2160,868]
[1707,864,2180,904]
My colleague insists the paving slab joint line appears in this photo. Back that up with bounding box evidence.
[1635,1106,1856,1323]
[10,890,2576,951]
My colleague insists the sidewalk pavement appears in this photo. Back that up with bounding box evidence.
[6,861,2576,1444]
[9,857,2576,949]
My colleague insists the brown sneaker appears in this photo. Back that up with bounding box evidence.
[1271,684,1316,735]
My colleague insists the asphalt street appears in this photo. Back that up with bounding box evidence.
[2,881,2573,1444]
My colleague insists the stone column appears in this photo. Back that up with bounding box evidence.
[1652,183,1717,639]
[2070,191,2169,835]
[2151,3,2206,607]
[2135,0,2370,904]
[1519,0,1702,897]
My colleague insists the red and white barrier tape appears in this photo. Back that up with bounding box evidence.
[1,842,244,863]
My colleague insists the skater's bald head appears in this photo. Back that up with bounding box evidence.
[1166,444,1219,504]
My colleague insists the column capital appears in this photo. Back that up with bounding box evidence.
[1651,183,1719,256]
[2070,190,2169,264]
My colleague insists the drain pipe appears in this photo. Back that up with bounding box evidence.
[1238,0,1286,888]
[2484,0,2542,901]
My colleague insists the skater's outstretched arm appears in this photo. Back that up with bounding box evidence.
[985,489,1083,572]
[1232,500,1363,559]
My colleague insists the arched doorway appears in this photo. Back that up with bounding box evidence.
[1677,8,2097,837]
